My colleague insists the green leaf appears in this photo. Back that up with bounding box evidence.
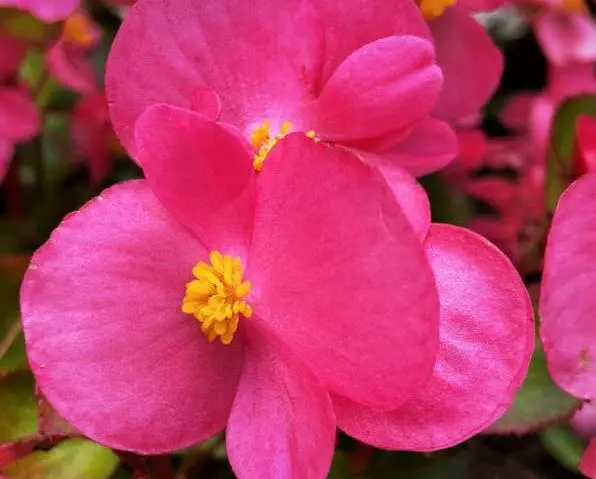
[540,426,584,472]
[547,95,596,212]
[0,371,37,443]
[327,451,350,479]
[368,449,471,479]
[487,344,580,435]
[3,438,119,479]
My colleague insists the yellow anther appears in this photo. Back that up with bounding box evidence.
[63,13,96,47]
[249,119,319,172]
[418,0,457,19]
[182,251,252,345]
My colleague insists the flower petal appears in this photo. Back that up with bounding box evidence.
[0,34,26,83]
[0,88,39,142]
[248,135,440,410]
[107,0,321,156]
[372,118,459,177]
[46,40,96,93]
[312,36,442,142]
[431,7,503,122]
[535,12,596,66]
[21,181,243,453]
[227,328,335,479]
[135,104,255,257]
[541,173,596,399]
[335,225,534,450]
[581,439,596,479]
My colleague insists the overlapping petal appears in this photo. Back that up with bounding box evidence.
[0,89,39,142]
[0,0,79,22]
[135,104,255,257]
[21,181,243,453]
[335,225,533,450]
[430,7,503,122]
[541,173,596,399]
[248,135,440,409]
[227,329,335,479]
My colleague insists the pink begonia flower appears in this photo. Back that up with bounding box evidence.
[21,105,533,475]
[502,61,596,165]
[107,0,458,178]
[71,91,117,183]
[0,34,39,184]
[581,439,596,478]
[46,12,101,93]
[574,115,596,176]
[0,0,78,22]
[419,0,505,122]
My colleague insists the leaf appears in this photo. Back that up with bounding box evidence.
[2,438,119,479]
[540,426,584,472]
[486,343,580,435]
[0,8,60,42]
[547,95,596,212]
[0,372,37,443]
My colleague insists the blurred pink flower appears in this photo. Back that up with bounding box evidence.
[0,0,79,22]
[107,0,459,178]
[46,12,101,93]
[419,0,505,122]
[574,114,596,176]
[0,34,39,184]
[71,91,117,183]
[21,105,533,476]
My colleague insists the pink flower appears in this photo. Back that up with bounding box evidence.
[0,0,79,22]
[21,105,533,476]
[0,34,39,184]
[46,12,102,93]
[106,0,458,178]
[71,91,117,183]
[541,173,596,401]
[574,115,596,176]
[419,0,505,122]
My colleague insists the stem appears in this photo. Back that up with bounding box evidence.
[0,321,22,361]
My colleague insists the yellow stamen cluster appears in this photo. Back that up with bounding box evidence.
[418,0,457,19]
[250,119,318,171]
[182,251,252,345]
[63,13,95,47]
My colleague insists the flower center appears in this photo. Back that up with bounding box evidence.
[63,13,96,47]
[182,251,252,345]
[249,119,318,171]
[418,0,457,19]
[559,0,584,13]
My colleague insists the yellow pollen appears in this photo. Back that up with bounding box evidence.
[418,0,457,19]
[63,13,96,47]
[182,251,252,345]
[249,119,319,172]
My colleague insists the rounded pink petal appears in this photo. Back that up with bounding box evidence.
[189,87,221,121]
[107,0,318,156]
[500,93,535,132]
[227,329,335,479]
[0,0,79,21]
[581,439,596,479]
[135,104,255,257]
[0,34,26,83]
[312,36,442,142]
[376,118,459,177]
[335,225,534,451]
[376,165,431,241]
[541,173,596,399]
[46,40,96,93]
[431,7,503,122]
[0,88,39,142]
[535,12,596,66]
[248,135,440,410]
[571,402,596,439]
[21,181,243,453]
